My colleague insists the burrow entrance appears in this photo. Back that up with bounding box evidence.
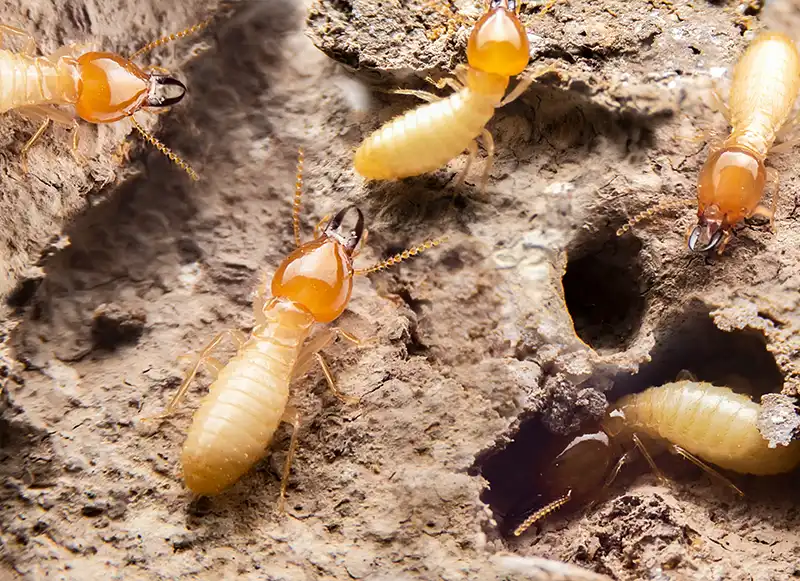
[562,233,646,352]
[478,301,786,536]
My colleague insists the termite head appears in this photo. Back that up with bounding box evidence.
[690,146,766,252]
[467,0,530,77]
[271,206,365,323]
[75,52,186,123]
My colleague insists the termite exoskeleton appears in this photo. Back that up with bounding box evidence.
[354,0,555,190]
[148,150,444,504]
[513,380,800,536]
[0,19,209,179]
[617,32,800,253]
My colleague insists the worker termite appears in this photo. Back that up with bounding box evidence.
[147,150,445,504]
[617,32,800,253]
[354,0,556,190]
[513,379,800,536]
[0,19,209,179]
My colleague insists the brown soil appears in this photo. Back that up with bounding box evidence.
[1,0,799,580]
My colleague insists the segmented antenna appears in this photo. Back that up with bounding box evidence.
[293,148,305,248]
[355,237,448,276]
[513,490,572,537]
[616,198,693,237]
[131,116,199,181]
[130,17,213,61]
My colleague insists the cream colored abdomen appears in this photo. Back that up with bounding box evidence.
[354,89,495,180]
[729,32,800,154]
[181,304,313,495]
[0,52,64,113]
[619,381,800,475]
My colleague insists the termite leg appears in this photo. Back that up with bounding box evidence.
[479,128,495,194]
[709,81,731,124]
[313,214,332,239]
[20,119,51,169]
[278,405,302,513]
[391,89,440,103]
[604,449,634,490]
[455,140,478,190]
[425,74,463,93]
[144,329,247,420]
[0,24,36,55]
[314,353,359,404]
[293,148,305,248]
[632,433,667,484]
[499,64,561,107]
[669,444,744,496]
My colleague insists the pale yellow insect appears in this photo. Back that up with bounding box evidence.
[0,20,208,178]
[513,380,800,536]
[150,151,444,503]
[354,0,552,190]
[618,32,800,253]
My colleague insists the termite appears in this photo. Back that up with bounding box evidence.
[148,150,444,503]
[513,379,800,536]
[354,0,555,190]
[617,32,800,253]
[0,19,209,179]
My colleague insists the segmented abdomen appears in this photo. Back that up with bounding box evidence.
[0,51,67,113]
[354,88,495,180]
[729,33,800,155]
[617,381,800,475]
[181,301,314,495]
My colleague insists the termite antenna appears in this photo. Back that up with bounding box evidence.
[293,148,305,248]
[355,237,448,275]
[131,116,199,181]
[512,490,572,537]
[616,198,693,237]
[129,17,213,61]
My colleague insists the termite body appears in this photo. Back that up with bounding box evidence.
[354,0,546,189]
[617,32,800,252]
[513,380,800,536]
[153,152,443,501]
[691,32,800,252]
[0,21,206,178]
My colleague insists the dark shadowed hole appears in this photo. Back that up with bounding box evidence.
[477,301,787,537]
[611,300,784,399]
[562,234,646,352]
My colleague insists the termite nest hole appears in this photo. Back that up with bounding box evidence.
[476,302,785,537]
[562,231,647,352]
[612,300,783,398]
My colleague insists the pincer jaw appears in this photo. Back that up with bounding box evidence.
[687,221,724,253]
[146,75,187,108]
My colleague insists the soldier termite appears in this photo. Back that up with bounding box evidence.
[617,32,800,253]
[354,0,557,191]
[146,150,445,505]
[0,19,210,179]
[513,380,800,536]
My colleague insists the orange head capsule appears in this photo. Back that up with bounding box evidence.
[467,0,530,77]
[271,206,364,323]
[689,146,766,252]
[75,52,187,123]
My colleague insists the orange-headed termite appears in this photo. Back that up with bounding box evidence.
[0,19,209,179]
[617,32,800,253]
[147,150,445,504]
[513,380,800,536]
[354,0,555,190]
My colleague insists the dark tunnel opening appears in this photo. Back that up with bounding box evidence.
[479,301,788,537]
[562,234,646,353]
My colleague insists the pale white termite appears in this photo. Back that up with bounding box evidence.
[0,20,208,177]
[150,150,444,503]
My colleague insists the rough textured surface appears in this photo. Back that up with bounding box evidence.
[1,0,800,580]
